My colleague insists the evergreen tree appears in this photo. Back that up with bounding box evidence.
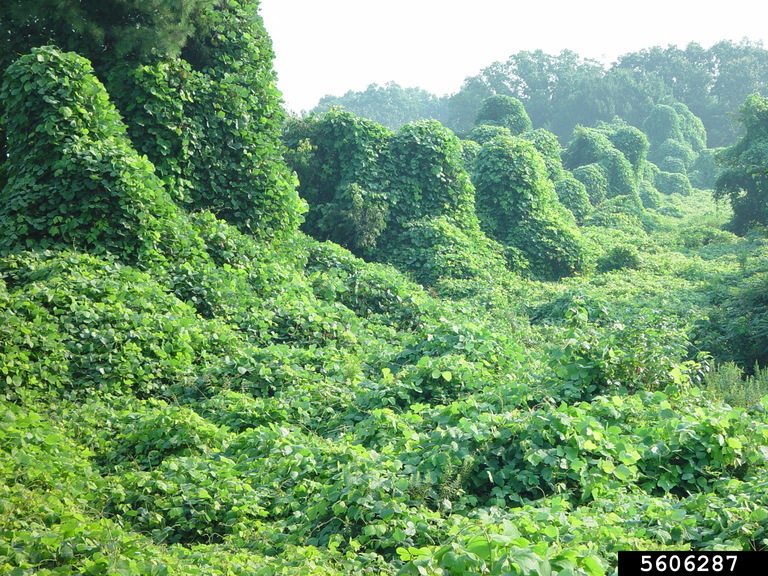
[0,0,212,74]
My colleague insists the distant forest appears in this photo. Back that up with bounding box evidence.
[313,41,768,147]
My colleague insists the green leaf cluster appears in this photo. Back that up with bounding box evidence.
[473,135,586,279]
[714,94,768,233]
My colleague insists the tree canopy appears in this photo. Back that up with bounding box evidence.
[0,0,213,73]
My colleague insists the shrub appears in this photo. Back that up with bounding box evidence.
[704,362,768,409]
[474,94,532,135]
[652,138,696,170]
[467,124,512,145]
[0,250,239,398]
[383,216,508,287]
[524,128,565,182]
[694,270,768,369]
[555,177,592,223]
[608,125,649,170]
[460,138,481,172]
[643,104,683,146]
[596,245,643,273]
[672,101,708,152]
[100,403,229,471]
[562,127,613,169]
[638,180,662,209]
[656,171,693,196]
[572,164,609,205]
[658,156,688,174]
[107,455,267,544]
[677,225,737,249]
[384,120,476,229]
[599,147,638,198]
[304,238,427,330]
[584,193,645,231]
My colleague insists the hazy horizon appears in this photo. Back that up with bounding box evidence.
[260,0,767,113]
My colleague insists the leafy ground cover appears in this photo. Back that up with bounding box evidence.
[1,3,767,573]
[2,185,767,575]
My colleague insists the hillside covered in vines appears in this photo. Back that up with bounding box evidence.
[1,2,768,575]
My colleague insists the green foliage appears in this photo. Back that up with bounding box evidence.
[473,136,585,279]
[597,245,643,273]
[652,138,697,172]
[282,110,391,254]
[656,171,693,196]
[107,455,268,544]
[676,225,737,249]
[689,148,722,189]
[562,126,612,169]
[544,306,688,402]
[100,402,229,471]
[555,176,592,223]
[466,124,512,145]
[459,138,481,173]
[714,94,768,234]
[303,239,427,330]
[0,47,203,266]
[474,94,532,135]
[644,104,684,146]
[0,0,213,74]
[572,163,609,205]
[643,104,708,202]
[704,362,768,409]
[3,5,768,575]
[312,82,450,129]
[524,128,566,182]
[0,250,240,399]
[385,120,476,228]
[383,216,509,288]
[599,147,638,198]
[0,286,70,401]
[563,125,639,199]
[585,193,646,231]
[672,101,708,152]
[324,41,767,148]
[607,124,650,171]
[694,265,768,369]
[108,0,305,239]
[284,112,501,286]
[450,49,607,138]
[638,179,662,209]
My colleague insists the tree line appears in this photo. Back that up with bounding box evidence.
[314,42,768,148]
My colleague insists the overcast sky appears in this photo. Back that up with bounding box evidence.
[259,0,768,114]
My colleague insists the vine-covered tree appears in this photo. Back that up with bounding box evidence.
[474,94,532,135]
[381,121,508,286]
[452,41,768,146]
[281,110,391,254]
[714,94,768,234]
[473,135,585,279]
[0,47,203,266]
[106,1,304,239]
[1,0,304,241]
[385,120,477,229]
[562,126,639,199]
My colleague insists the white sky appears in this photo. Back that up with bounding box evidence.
[259,0,768,114]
